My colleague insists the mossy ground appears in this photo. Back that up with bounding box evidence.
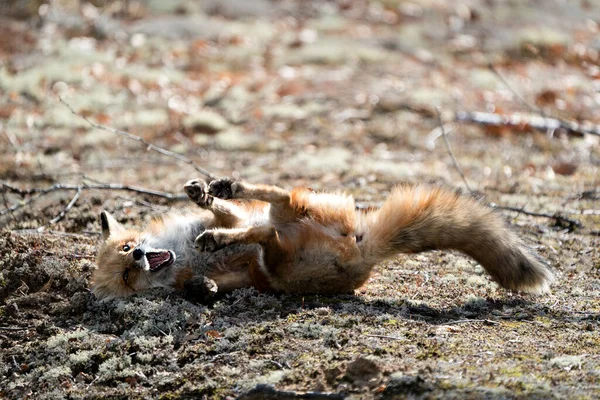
[1,1,599,398]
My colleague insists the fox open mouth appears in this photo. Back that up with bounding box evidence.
[146,251,175,272]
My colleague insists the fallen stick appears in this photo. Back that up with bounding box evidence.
[487,63,600,138]
[434,107,584,231]
[487,63,543,115]
[394,101,600,138]
[489,203,582,231]
[0,181,187,219]
[1,181,187,200]
[454,110,600,138]
[12,229,100,238]
[38,186,82,231]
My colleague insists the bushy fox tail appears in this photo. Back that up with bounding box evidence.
[359,186,554,293]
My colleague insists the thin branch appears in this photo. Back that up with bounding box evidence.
[12,229,100,238]
[429,109,584,230]
[455,110,600,138]
[38,186,83,231]
[393,108,584,231]
[392,100,600,138]
[435,107,473,193]
[1,181,187,200]
[0,181,187,218]
[115,195,170,212]
[488,63,543,115]
[489,203,582,231]
[58,96,218,180]
[487,63,600,137]
[2,190,17,222]
[0,192,42,216]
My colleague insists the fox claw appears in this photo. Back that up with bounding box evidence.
[195,231,221,252]
[184,179,213,208]
[208,178,237,199]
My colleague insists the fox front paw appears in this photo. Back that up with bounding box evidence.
[195,230,225,252]
[208,178,239,200]
[184,179,214,208]
[184,276,218,304]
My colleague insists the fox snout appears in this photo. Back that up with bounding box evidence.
[132,248,144,260]
[127,246,147,270]
[133,245,176,272]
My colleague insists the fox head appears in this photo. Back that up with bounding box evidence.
[92,211,178,301]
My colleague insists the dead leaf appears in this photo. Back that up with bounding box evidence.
[0,105,16,119]
[552,162,578,176]
[95,113,111,124]
[536,90,558,106]
[125,377,137,387]
[206,330,222,338]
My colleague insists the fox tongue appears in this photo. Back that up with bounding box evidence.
[146,251,171,271]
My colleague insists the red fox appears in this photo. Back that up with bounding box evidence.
[93,178,554,301]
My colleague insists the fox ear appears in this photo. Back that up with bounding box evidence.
[100,211,124,240]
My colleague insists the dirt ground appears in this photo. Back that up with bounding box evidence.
[1,0,599,399]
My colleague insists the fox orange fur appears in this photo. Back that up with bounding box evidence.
[92,178,554,302]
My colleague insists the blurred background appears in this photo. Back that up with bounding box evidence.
[1,0,599,233]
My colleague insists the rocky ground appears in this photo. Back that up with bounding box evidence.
[1,0,599,398]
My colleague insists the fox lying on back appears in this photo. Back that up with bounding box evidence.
[93,178,554,301]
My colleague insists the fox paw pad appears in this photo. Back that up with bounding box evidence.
[184,276,218,304]
[208,178,238,200]
[195,231,222,252]
[184,179,213,207]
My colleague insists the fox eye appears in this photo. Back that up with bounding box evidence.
[122,245,131,252]
[123,269,129,283]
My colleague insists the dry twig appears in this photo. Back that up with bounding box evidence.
[487,63,543,115]
[12,229,100,238]
[394,99,600,138]
[485,63,600,138]
[1,181,187,200]
[432,110,584,231]
[38,186,82,231]
[489,203,582,231]
[59,96,218,179]
[455,110,600,138]
[434,107,473,193]
[0,180,187,220]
